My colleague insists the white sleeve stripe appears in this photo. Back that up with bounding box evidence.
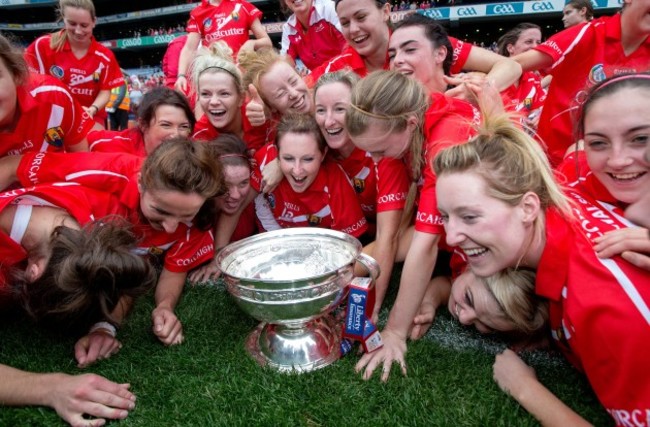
[598,257,650,326]
[65,170,129,181]
[31,85,76,129]
[35,36,47,74]
[550,22,592,71]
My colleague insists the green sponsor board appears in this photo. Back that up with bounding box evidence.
[116,33,182,49]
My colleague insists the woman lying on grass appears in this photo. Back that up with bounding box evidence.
[0,184,156,426]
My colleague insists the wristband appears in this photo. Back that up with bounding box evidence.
[178,74,186,78]
[89,321,117,337]
[89,105,99,114]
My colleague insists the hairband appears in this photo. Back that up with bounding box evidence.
[219,153,248,160]
[199,65,241,82]
[592,72,650,94]
[349,102,425,120]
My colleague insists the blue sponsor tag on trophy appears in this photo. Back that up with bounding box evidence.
[343,278,383,352]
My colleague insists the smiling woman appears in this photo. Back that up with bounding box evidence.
[24,0,124,125]
[240,48,313,116]
[433,111,650,425]
[88,87,195,156]
[249,113,367,237]
[0,137,224,355]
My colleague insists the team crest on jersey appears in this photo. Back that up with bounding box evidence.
[353,178,366,194]
[203,18,213,30]
[266,193,276,209]
[148,246,164,256]
[44,127,64,147]
[308,214,321,226]
[588,64,606,84]
[523,97,532,110]
[49,65,64,80]
[231,11,240,21]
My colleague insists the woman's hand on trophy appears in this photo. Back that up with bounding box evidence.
[355,329,407,382]
[188,259,221,284]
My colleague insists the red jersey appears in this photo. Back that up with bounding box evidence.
[192,104,272,153]
[502,71,546,113]
[1,73,93,157]
[537,202,650,421]
[416,93,479,234]
[230,201,257,242]
[251,145,367,237]
[15,152,214,273]
[88,127,146,157]
[162,35,187,89]
[0,183,125,286]
[533,14,650,166]
[308,36,471,86]
[24,33,124,123]
[558,151,615,204]
[186,0,262,55]
[333,147,409,222]
[280,0,346,71]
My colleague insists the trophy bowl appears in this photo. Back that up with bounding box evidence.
[217,227,379,373]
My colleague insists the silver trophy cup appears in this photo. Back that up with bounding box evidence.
[217,228,379,373]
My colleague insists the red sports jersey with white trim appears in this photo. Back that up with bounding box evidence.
[192,104,273,153]
[251,145,367,237]
[536,200,650,421]
[416,93,479,234]
[280,0,346,71]
[533,14,650,166]
[88,127,147,157]
[333,147,408,221]
[186,0,262,55]
[1,73,93,157]
[0,183,126,286]
[24,33,124,123]
[502,71,546,113]
[557,151,615,204]
[15,152,214,273]
[307,36,471,86]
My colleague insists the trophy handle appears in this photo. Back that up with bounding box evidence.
[355,252,380,282]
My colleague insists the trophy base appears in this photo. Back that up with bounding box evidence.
[245,315,342,373]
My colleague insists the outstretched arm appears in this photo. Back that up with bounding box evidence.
[493,349,593,427]
[355,231,440,381]
[0,364,135,426]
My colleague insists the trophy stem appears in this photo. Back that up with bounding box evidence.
[245,315,342,373]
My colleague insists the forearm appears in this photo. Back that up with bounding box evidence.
[92,90,111,111]
[177,49,190,77]
[0,364,60,407]
[253,36,272,50]
[369,211,402,311]
[109,296,134,327]
[0,155,21,190]
[154,269,187,310]
[511,376,593,427]
[384,232,440,338]
[486,58,522,91]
